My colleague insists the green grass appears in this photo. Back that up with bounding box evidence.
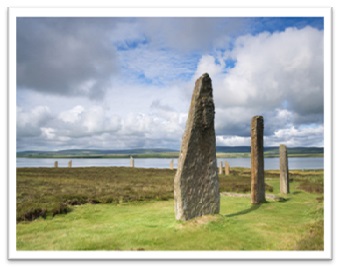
[16,167,324,251]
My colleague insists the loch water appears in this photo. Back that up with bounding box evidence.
[17,157,324,170]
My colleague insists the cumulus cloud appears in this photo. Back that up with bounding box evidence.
[267,125,324,147]
[17,106,52,138]
[216,135,250,146]
[218,27,323,114]
[196,26,324,146]
[17,102,187,150]
[57,105,122,137]
[16,17,324,151]
[40,127,56,140]
[58,105,84,123]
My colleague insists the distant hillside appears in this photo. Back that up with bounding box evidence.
[16,148,179,158]
[216,146,323,158]
[216,146,323,154]
[17,146,323,158]
[216,146,250,153]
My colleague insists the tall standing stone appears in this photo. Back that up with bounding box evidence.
[170,159,174,170]
[280,144,289,194]
[54,161,58,168]
[251,116,266,204]
[68,160,72,168]
[130,156,134,168]
[174,73,219,221]
[219,161,223,175]
[225,161,230,175]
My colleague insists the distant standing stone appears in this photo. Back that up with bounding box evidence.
[130,156,134,168]
[54,161,58,168]
[225,161,230,175]
[219,161,223,175]
[250,116,266,204]
[280,144,289,194]
[170,159,174,170]
[174,73,220,221]
[68,160,72,168]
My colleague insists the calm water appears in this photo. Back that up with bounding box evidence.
[16,157,323,170]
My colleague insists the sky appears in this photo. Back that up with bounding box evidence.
[16,16,324,151]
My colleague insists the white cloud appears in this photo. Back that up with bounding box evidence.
[17,106,52,138]
[274,125,323,139]
[196,26,323,147]
[194,55,224,80]
[59,105,84,123]
[16,19,324,151]
[267,125,324,147]
[218,26,323,114]
[216,135,250,146]
[57,105,122,136]
[40,127,56,140]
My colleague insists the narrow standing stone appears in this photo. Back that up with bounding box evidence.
[130,156,134,168]
[225,161,230,175]
[174,73,220,221]
[54,161,58,168]
[280,144,289,194]
[219,161,223,175]
[170,159,174,170]
[68,160,72,168]
[250,116,266,204]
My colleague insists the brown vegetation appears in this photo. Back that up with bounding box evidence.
[289,170,324,193]
[219,168,273,193]
[17,167,175,222]
[295,220,324,250]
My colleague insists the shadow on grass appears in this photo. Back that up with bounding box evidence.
[291,191,302,195]
[279,198,290,202]
[270,196,290,202]
[224,203,262,218]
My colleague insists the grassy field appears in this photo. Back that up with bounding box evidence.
[16,167,324,251]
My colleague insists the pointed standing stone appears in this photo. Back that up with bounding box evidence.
[54,161,58,168]
[280,144,289,194]
[251,116,266,204]
[225,161,230,175]
[68,160,72,168]
[219,161,223,175]
[130,156,134,168]
[170,159,174,170]
[174,73,220,221]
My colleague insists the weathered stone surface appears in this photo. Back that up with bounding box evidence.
[219,161,223,175]
[170,159,174,170]
[68,160,72,168]
[54,161,58,168]
[280,144,289,194]
[224,161,230,175]
[174,73,220,221]
[130,156,134,168]
[250,116,266,204]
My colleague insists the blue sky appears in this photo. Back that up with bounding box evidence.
[16,17,324,151]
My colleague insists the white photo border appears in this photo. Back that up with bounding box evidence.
[8,7,332,260]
